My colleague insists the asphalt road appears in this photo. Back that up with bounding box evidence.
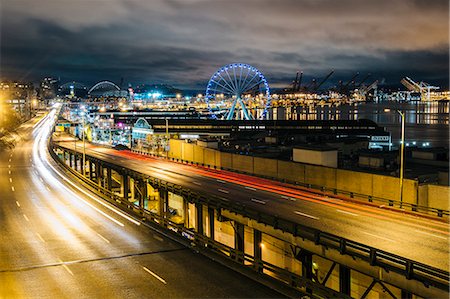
[0,112,285,298]
[56,131,449,272]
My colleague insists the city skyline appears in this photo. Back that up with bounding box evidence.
[1,0,449,89]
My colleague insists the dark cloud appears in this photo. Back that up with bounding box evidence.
[1,0,448,89]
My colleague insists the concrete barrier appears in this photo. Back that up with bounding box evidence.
[232,154,254,173]
[428,185,450,211]
[254,157,278,178]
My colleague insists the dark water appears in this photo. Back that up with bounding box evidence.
[269,102,449,148]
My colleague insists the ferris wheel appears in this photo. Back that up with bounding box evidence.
[206,63,271,120]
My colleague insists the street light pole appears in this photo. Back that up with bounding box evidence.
[384,108,405,207]
[398,110,405,208]
[82,115,86,177]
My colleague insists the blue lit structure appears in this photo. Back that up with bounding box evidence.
[206,63,271,120]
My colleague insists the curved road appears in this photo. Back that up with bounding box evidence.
[0,112,284,298]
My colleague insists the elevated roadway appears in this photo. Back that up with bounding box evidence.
[55,138,449,273]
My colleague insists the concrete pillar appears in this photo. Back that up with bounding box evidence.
[89,160,93,180]
[339,265,351,296]
[196,203,203,235]
[253,229,262,273]
[158,189,168,218]
[106,168,112,190]
[401,289,413,299]
[121,174,129,200]
[208,207,215,239]
[300,250,313,293]
[69,153,74,169]
[139,180,147,210]
[234,222,245,264]
[130,177,135,202]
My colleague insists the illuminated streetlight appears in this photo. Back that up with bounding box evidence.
[384,108,405,207]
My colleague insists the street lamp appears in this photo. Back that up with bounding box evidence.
[384,108,405,207]
[80,111,86,176]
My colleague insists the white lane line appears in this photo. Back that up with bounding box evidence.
[16,201,21,207]
[44,161,138,227]
[219,196,229,202]
[192,181,202,186]
[96,233,110,243]
[59,259,74,276]
[9,178,12,183]
[245,186,256,191]
[336,209,359,217]
[11,186,15,192]
[39,177,44,183]
[216,179,226,183]
[23,214,30,222]
[143,267,167,284]
[8,170,11,175]
[46,186,51,191]
[281,195,290,199]
[363,232,397,243]
[153,235,164,242]
[36,233,45,243]
[218,188,229,194]
[294,211,319,220]
[413,229,447,240]
[251,198,266,205]
[8,158,11,162]
[8,165,11,168]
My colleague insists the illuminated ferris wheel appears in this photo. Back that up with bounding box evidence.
[205,63,271,120]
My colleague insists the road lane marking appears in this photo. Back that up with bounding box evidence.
[59,259,74,276]
[9,178,12,183]
[294,211,319,220]
[281,195,290,199]
[251,198,266,205]
[96,233,110,243]
[46,186,51,191]
[219,196,229,201]
[413,229,447,240]
[153,235,164,242]
[216,179,226,183]
[39,177,44,183]
[336,209,359,217]
[143,267,167,284]
[8,165,11,168]
[192,181,201,186]
[363,232,397,243]
[11,186,15,192]
[8,170,11,175]
[8,158,11,162]
[245,186,256,191]
[16,201,20,207]
[218,188,229,194]
[36,233,45,243]
[23,214,30,222]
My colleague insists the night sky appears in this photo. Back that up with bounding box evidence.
[1,0,448,90]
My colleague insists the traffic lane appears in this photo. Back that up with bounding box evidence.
[59,144,450,269]
[80,143,449,233]
[0,116,286,298]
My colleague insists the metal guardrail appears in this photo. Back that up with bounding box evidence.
[53,142,450,292]
[131,149,450,218]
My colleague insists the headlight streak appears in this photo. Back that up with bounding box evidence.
[32,108,141,227]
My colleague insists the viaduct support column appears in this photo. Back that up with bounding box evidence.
[122,174,129,200]
[139,179,147,210]
[106,168,112,191]
[158,189,168,220]
[253,229,262,273]
[89,160,93,180]
[69,153,74,169]
[339,265,351,296]
[195,203,203,235]
[208,207,215,240]
[300,250,313,294]
[234,222,245,264]
[401,290,412,299]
